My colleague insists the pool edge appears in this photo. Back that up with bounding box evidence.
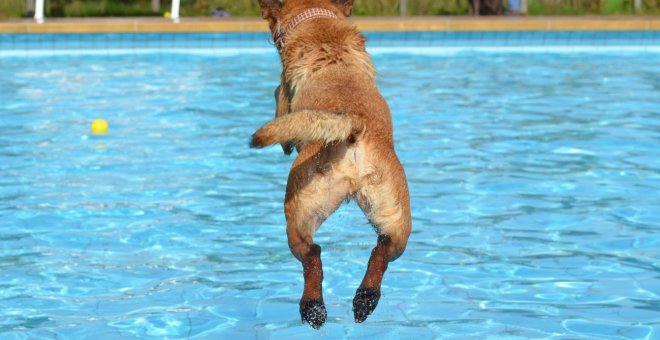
[0,17,659,34]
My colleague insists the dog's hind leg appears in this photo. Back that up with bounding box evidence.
[353,151,411,323]
[284,145,351,329]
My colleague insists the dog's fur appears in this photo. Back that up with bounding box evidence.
[251,0,411,328]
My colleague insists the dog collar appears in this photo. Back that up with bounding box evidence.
[274,8,338,50]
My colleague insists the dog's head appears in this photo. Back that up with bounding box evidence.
[257,0,354,38]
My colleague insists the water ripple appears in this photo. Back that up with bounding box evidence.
[1,52,659,338]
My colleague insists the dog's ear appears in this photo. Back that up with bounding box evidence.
[258,0,282,24]
[332,0,354,17]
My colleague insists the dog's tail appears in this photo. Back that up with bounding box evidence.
[250,110,358,149]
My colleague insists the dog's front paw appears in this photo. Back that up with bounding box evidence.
[300,299,327,329]
[281,142,294,155]
[352,287,380,323]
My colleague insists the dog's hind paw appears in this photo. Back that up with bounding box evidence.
[352,287,381,323]
[300,299,327,329]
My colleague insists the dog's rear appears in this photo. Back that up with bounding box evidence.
[251,0,411,328]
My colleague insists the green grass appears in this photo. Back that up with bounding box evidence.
[45,0,157,17]
[179,0,261,17]
[1,0,658,18]
[637,0,660,15]
[528,0,660,15]
[407,0,470,15]
[352,0,400,16]
[0,0,26,19]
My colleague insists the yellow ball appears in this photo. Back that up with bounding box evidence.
[164,11,171,18]
[91,119,109,135]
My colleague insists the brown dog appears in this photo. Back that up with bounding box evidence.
[250,0,411,329]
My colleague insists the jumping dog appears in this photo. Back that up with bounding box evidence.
[250,0,412,328]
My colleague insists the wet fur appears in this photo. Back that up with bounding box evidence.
[252,0,411,328]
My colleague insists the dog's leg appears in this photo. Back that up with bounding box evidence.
[353,151,411,323]
[285,145,351,329]
[352,234,392,323]
[297,241,325,329]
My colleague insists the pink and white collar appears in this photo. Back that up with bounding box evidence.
[273,8,338,50]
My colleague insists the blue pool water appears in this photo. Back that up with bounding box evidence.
[1,49,659,339]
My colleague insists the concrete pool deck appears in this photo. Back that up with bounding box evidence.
[0,17,659,34]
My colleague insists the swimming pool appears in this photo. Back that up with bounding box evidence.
[1,36,659,338]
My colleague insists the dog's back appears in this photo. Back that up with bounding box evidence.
[252,17,393,149]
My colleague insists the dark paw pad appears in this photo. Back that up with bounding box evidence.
[300,299,327,329]
[282,142,294,155]
[352,287,381,323]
